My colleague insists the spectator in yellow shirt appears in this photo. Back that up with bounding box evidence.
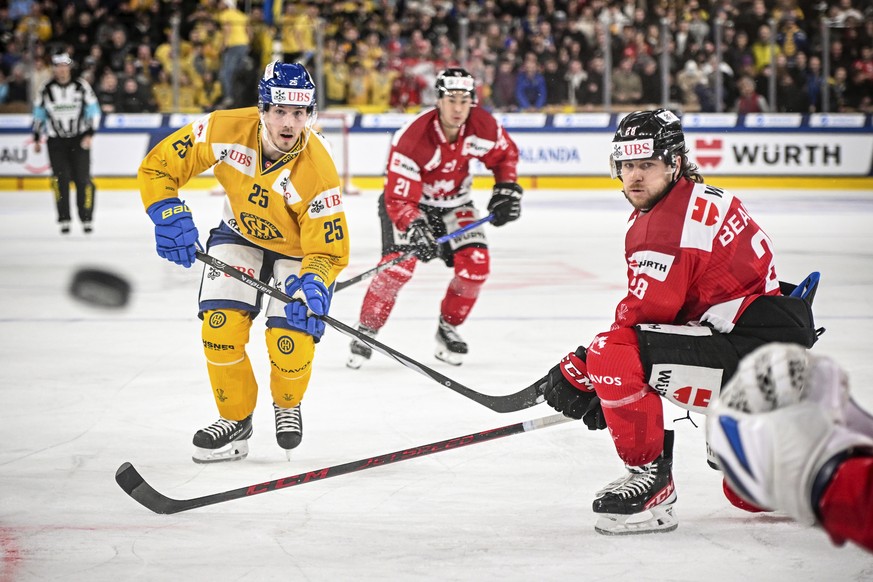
[346,61,371,107]
[278,2,316,64]
[368,59,397,110]
[323,48,350,106]
[217,0,250,105]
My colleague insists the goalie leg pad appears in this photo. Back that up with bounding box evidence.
[265,326,314,408]
[202,309,258,420]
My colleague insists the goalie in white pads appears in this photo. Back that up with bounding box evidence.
[138,62,350,463]
[525,110,820,535]
[707,343,873,553]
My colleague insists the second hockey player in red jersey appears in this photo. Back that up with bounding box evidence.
[347,67,522,369]
[526,109,820,535]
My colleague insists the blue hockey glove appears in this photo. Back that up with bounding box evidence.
[284,273,332,340]
[487,182,523,227]
[146,198,199,268]
[407,219,440,262]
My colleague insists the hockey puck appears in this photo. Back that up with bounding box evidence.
[69,268,132,309]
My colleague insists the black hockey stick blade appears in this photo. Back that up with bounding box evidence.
[195,250,542,413]
[116,413,573,514]
[335,213,494,292]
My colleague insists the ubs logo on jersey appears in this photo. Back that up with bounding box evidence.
[227,149,253,167]
[239,212,282,240]
[308,187,344,218]
[214,143,256,176]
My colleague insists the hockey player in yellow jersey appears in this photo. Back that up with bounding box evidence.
[138,61,350,463]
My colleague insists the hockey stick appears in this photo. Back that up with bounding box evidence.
[195,250,544,413]
[115,412,573,514]
[335,213,495,291]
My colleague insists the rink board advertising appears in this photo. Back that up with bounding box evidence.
[1,112,871,178]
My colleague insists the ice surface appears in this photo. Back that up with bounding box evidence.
[1,187,872,580]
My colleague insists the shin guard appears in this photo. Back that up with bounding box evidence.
[359,252,415,329]
[266,327,315,408]
[440,246,489,325]
[587,327,665,467]
[201,309,258,420]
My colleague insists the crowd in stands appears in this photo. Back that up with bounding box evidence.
[1,0,871,116]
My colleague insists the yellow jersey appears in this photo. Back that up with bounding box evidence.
[138,107,350,285]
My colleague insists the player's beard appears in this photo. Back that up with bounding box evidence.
[622,171,674,212]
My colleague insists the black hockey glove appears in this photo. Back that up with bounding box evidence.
[407,219,440,263]
[532,346,607,430]
[487,182,523,227]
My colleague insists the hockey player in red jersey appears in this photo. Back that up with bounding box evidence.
[708,343,873,553]
[347,67,522,369]
[527,109,820,534]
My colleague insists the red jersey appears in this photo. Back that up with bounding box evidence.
[820,456,873,552]
[383,106,519,231]
[614,178,781,331]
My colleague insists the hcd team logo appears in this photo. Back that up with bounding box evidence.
[277,335,295,354]
[208,311,227,328]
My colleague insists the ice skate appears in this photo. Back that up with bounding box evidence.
[592,453,677,535]
[274,402,303,459]
[435,317,467,366]
[83,221,93,234]
[347,324,377,369]
[192,415,253,464]
[60,220,71,235]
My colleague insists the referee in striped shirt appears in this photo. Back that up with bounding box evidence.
[33,53,101,235]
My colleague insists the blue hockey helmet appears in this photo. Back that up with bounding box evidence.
[258,61,316,111]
